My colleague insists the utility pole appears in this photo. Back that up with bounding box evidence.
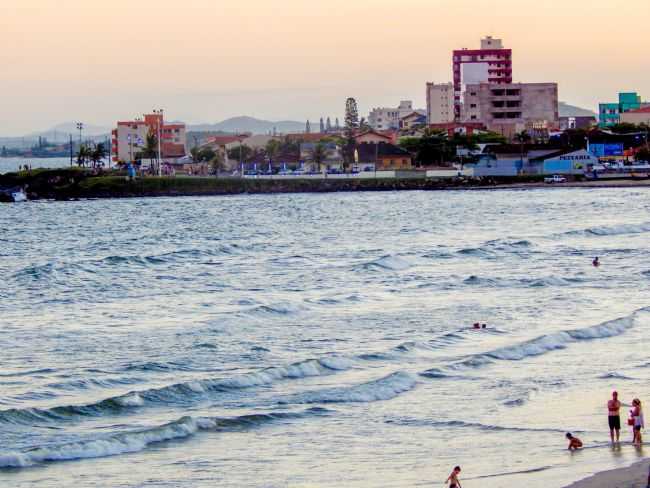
[76,122,83,147]
[153,108,164,176]
[69,134,73,166]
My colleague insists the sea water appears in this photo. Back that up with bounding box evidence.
[1,189,650,488]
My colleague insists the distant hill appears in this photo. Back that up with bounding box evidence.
[188,116,305,134]
[559,102,596,118]
[29,122,112,139]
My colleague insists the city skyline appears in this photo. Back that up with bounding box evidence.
[2,0,649,136]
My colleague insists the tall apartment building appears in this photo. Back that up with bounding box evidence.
[112,112,186,164]
[426,82,455,124]
[462,82,559,139]
[368,101,424,130]
[453,36,513,120]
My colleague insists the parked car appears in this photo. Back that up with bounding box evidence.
[544,174,567,184]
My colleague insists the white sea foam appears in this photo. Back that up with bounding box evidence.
[0,410,323,468]
[114,392,144,407]
[285,371,417,404]
[454,309,646,368]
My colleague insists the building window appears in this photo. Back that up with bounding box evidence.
[470,104,477,108]
[470,115,477,120]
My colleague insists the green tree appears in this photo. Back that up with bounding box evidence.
[265,139,282,163]
[636,147,650,162]
[76,144,91,167]
[399,129,454,166]
[608,123,640,134]
[209,151,225,176]
[227,144,253,162]
[309,143,328,172]
[89,143,107,168]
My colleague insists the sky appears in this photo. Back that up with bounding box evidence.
[1,0,649,135]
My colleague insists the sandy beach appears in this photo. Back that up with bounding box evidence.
[566,459,649,488]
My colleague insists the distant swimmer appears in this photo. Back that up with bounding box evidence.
[446,466,462,488]
[566,433,583,451]
[593,257,600,267]
[473,322,480,329]
[481,323,487,329]
[608,391,621,443]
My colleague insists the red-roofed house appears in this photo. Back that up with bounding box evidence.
[354,130,396,145]
[621,106,650,126]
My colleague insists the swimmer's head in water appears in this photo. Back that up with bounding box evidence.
[566,433,573,439]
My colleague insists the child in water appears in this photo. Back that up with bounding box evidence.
[566,433,583,450]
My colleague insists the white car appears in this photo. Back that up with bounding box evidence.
[544,174,567,184]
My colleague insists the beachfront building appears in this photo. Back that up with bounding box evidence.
[355,142,413,170]
[453,36,513,120]
[368,101,424,130]
[112,112,186,164]
[598,92,650,127]
[426,82,455,124]
[559,116,597,130]
[354,130,396,145]
[300,142,344,172]
[620,106,650,126]
[461,82,559,139]
[399,112,427,131]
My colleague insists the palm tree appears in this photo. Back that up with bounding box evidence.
[310,143,328,173]
[76,144,91,167]
[515,130,531,170]
[142,131,158,173]
[89,143,107,168]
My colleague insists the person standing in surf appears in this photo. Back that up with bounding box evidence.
[446,466,462,488]
[631,398,644,446]
[608,391,622,443]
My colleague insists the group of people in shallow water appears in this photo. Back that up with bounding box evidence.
[445,393,645,486]
[444,258,648,486]
[566,391,645,451]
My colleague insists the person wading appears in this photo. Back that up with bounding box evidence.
[608,391,622,443]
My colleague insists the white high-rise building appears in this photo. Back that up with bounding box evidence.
[426,82,455,124]
[368,101,421,130]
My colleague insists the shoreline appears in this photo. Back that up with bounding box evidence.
[2,168,650,201]
[564,458,649,488]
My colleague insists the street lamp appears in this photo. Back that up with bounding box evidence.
[76,122,83,147]
[153,109,164,176]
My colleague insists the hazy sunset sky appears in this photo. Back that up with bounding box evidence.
[2,0,649,135]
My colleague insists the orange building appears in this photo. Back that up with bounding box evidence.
[112,112,186,164]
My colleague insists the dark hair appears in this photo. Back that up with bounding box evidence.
[566,433,572,438]
[454,466,461,471]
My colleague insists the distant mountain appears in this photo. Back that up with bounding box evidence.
[29,122,112,139]
[559,102,596,118]
[188,116,305,134]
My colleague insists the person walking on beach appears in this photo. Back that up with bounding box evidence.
[566,433,583,451]
[608,391,622,443]
[446,466,462,488]
[631,398,644,446]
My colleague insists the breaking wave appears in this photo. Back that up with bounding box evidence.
[0,357,354,426]
[0,408,329,468]
[281,371,417,404]
[449,308,647,370]
[566,222,650,237]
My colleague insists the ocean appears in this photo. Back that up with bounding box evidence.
[0,157,113,175]
[1,189,650,488]
[0,158,75,174]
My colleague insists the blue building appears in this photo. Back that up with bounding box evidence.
[599,92,643,127]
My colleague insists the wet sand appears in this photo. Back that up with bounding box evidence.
[565,459,649,488]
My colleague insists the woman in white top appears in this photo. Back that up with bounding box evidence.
[631,398,644,446]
